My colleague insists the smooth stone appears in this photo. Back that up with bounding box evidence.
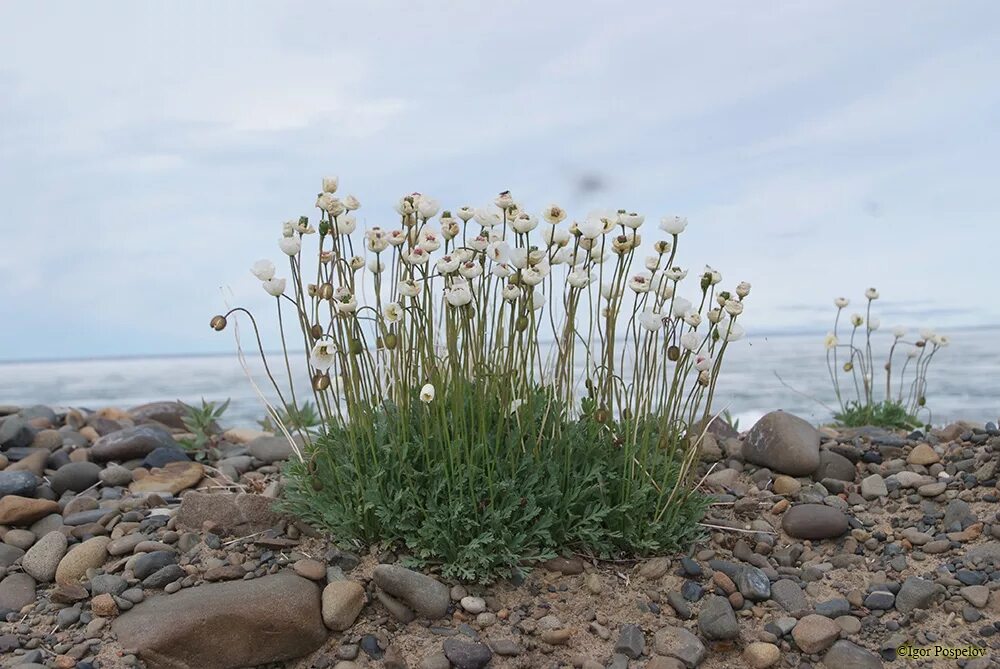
[247,435,300,463]
[0,495,61,526]
[0,470,39,497]
[113,572,326,669]
[770,578,807,613]
[697,595,738,640]
[49,462,103,495]
[742,411,821,476]
[791,614,841,654]
[21,531,68,582]
[372,564,450,619]
[142,446,191,469]
[3,528,35,550]
[322,580,366,631]
[442,638,493,669]
[823,640,884,668]
[743,642,781,668]
[0,415,35,448]
[0,573,36,614]
[143,564,186,589]
[129,461,204,495]
[175,491,280,536]
[737,565,771,601]
[90,425,179,462]
[907,443,939,465]
[615,623,645,659]
[782,504,849,539]
[772,475,801,496]
[293,558,327,581]
[0,543,26,568]
[132,550,177,579]
[860,474,888,499]
[815,450,856,482]
[895,576,945,614]
[129,401,189,430]
[98,465,133,487]
[961,585,990,608]
[864,591,895,610]
[653,625,706,667]
[91,574,128,596]
[55,536,111,585]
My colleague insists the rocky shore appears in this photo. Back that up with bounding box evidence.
[1,403,998,669]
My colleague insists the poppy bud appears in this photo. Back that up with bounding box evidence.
[668,345,680,361]
[312,373,331,391]
[310,324,323,340]
[210,315,227,331]
[319,283,334,300]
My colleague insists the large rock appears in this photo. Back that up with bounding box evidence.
[742,411,820,476]
[129,401,190,430]
[247,435,302,463]
[0,470,39,497]
[90,425,179,462]
[21,531,68,582]
[443,638,493,669]
[792,614,840,654]
[49,461,103,495]
[0,573,36,615]
[373,564,450,619]
[113,572,325,669]
[175,492,281,536]
[823,640,883,668]
[322,580,366,630]
[0,496,60,526]
[653,625,706,667]
[55,536,111,585]
[814,450,856,482]
[782,504,849,540]
[697,595,739,640]
[0,415,35,448]
[129,461,204,495]
[895,576,945,614]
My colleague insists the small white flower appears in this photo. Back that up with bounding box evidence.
[824,333,838,350]
[251,259,275,281]
[317,194,344,216]
[417,197,440,219]
[919,328,935,340]
[735,281,751,298]
[511,213,538,234]
[467,234,490,252]
[322,176,339,194]
[639,310,664,332]
[436,255,460,274]
[494,191,515,210]
[294,218,315,235]
[868,317,880,331]
[491,262,514,278]
[344,194,360,210]
[663,266,687,281]
[420,383,435,403]
[892,326,907,339]
[540,226,570,248]
[601,282,622,301]
[644,255,660,272]
[567,268,592,288]
[486,240,511,264]
[834,297,849,308]
[722,321,745,341]
[659,215,688,235]
[907,346,921,358]
[619,211,644,229]
[311,340,336,370]
[383,302,403,323]
[521,266,546,286]
[365,228,389,253]
[542,204,567,224]
[680,332,700,352]
[398,280,421,297]
[419,230,442,253]
[459,261,483,279]
[473,208,501,228]
[724,299,743,316]
[850,313,864,327]
[577,218,605,240]
[551,247,574,265]
[707,308,722,324]
[405,247,431,265]
[457,206,476,222]
[445,284,473,307]
[453,248,475,263]
[349,255,364,271]
[933,334,950,347]
[694,354,713,372]
[279,236,301,256]
[394,194,418,216]
[386,230,407,247]
[502,284,520,301]
[333,215,357,235]
[671,297,692,318]
[628,272,651,293]
[528,289,545,311]
[683,312,702,328]
[865,287,879,300]
[262,277,286,297]
[367,258,385,274]
[703,266,722,285]
[282,221,295,238]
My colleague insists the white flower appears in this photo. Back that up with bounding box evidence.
[824,333,838,350]
[540,226,570,248]
[473,208,501,228]
[892,326,906,339]
[394,194,418,216]
[735,281,751,298]
[619,212,644,229]
[703,266,722,285]
[663,266,687,281]
[457,206,476,222]
[405,247,431,265]
[611,231,640,254]
[577,217,605,240]
[865,287,879,300]
[508,247,529,269]
[933,334,950,347]
[445,284,473,307]
[486,240,511,264]
[459,261,484,279]
[419,230,442,252]
[387,230,407,247]
[420,383,435,403]
[294,219,315,235]
[398,280,421,297]
[491,262,514,278]
[694,354,713,372]
[317,194,344,216]
[707,308,722,324]
[436,255,460,274]
[639,310,664,332]
[722,322,745,341]
[365,228,389,253]
[528,290,545,311]
[417,197,440,219]
[659,215,688,235]
[542,204,567,224]
[262,277,286,297]
[521,267,546,286]
[834,297,850,309]
[502,284,520,301]
[683,312,702,328]
[652,274,675,299]
[671,297,692,318]
[919,328,935,341]
[282,221,295,238]
[383,302,403,323]
[644,256,660,272]
[334,215,357,235]
[567,268,592,288]
[551,246,574,265]
[867,317,880,331]
[511,213,538,234]
[251,259,275,281]
[724,299,743,316]
[494,191,515,210]
[453,248,475,263]
[601,282,622,301]
[850,313,864,327]
[344,194,360,210]
[680,332,700,352]
[367,258,385,274]
[628,272,651,293]
[907,347,921,358]
[311,340,336,370]
[322,176,339,194]
[279,236,301,256]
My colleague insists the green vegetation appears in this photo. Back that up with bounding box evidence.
[177,397,229,453]
[833,400,922,431]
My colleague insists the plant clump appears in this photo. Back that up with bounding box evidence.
[212,177,751,581]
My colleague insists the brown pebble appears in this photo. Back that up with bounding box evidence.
[91,593,119,617]
[713,572,737,595]
[293,558,327,581]
[771,499,789,514]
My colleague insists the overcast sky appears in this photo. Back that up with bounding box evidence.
[1,1,998,361]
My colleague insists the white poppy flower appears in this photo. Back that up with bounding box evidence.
[420,383,435,403]
[628,272,651,293]
[282,221,295,238]
[441,220,460,240]
[491,263,514,278]
[619,212,644,229]
[457,206,476,222]
[578,218,605,240]
[334,294,357,314]
[521,267,546,286]
[639,310,664,332]
[459,261,483,279]
[919,328,935,340]
[494,191,515,210]
[348,256,364,271]
[405,248,431,265]
[445,284,473,307]
[542,204,567,224]
[567,268,592,289]
[344,194,360,210]
[262,277,286,297]
[453,248,475,263]
[436,255,460,274]
[824,333,838,350]
[892,326,906,339]
[383,302,403,323]
[419,230,442,252]
[663,267,687,281]
[251,259,275,281]
[644,256,660,272]
[367,258,385,274]
[467,234,489,252]
[722,322,745,341]
[511,213,538,234]
[707,308,722,324]
[659,215,688,235]
[502,285,520,301]
[736,281,751,298]
[934,334,950,346]
[551,247,574,265]
[417,197,440,219]
[474,208,502,228]
[834,297,849,308]
[528,290,545,311]
[397,280,421,297]
[867,317,880,331]
[366,228,389,253]
[322,176,339,194]
[683,312,702,328]
[671,297,692,318]
[694,354,713,372]
[865,287,879,300]
[703,266,722,285]
[279,236,301,256]
[680,332,700,352]
[334,215,357,235]
[387,230,407,247]
[486,240,511,264]
[311,340,336,370]
[317,194,345,216]
[601,283,622,301]
[724,299,743,316]
[540,226,570,248]
[851,314,864,327]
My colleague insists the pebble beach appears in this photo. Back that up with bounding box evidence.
[1,402,998,669]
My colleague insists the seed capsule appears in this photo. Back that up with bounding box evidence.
[318,283,334,300]
[668,345,680,361]
[310,324,324,340]
[209,315,227,331]
[312,373,331,391]
[843,362,854,372]
[384,333,398,350]
[515,316,529,332]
